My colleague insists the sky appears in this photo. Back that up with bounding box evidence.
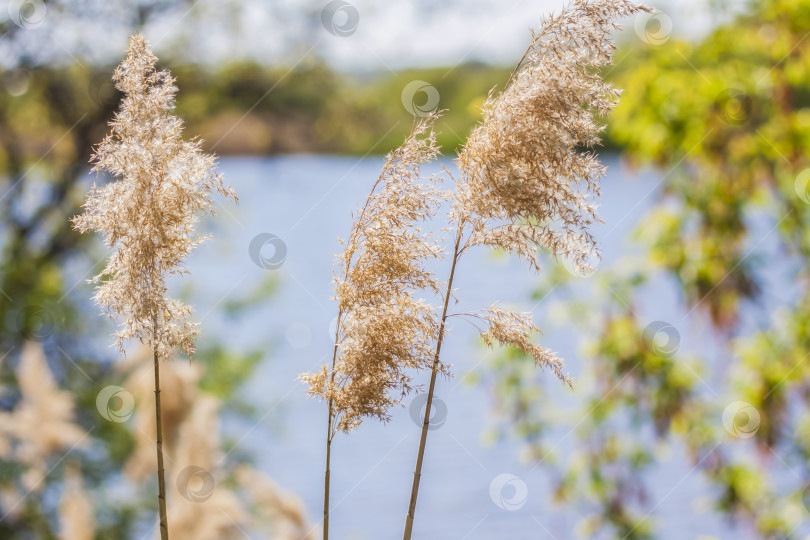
[2,0,749,70]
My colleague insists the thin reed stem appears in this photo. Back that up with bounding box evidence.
[72,35,236,540]
[303,116,443,538]
[321,170,393,539]
[153,319,170,540]
[323,311,341,540]
[403,225,464,540]
[323,430,331,540]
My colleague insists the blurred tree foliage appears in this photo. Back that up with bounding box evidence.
[172,61,512,155]
[0,62,513,158]
[486,0,810,538]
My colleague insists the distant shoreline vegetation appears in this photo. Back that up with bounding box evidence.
[1,60,628,160]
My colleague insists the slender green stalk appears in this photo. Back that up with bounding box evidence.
[403,227,463,539]
[323,310,342,540]
[323,428,331,540]
[321,175,386,539]
[153,320,169,540]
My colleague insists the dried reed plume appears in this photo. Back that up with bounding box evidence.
[58,465,95,540]
[236,465,318,540]
[300,115,444,539]
[120,346,313,540]
[72,34,236,540]
[168,396,246,540]
[403,1,650,536]
[0,342,87,493]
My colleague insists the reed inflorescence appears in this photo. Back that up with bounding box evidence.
[302,1,649,538]
[72,35,236,540]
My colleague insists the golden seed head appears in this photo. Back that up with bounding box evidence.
[72,35,237,361]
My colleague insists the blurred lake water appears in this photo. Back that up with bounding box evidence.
[176,155,760,540]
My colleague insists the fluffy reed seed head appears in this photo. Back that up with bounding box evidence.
[169,396,246,540]
[72,35,236,361]
[301,115,445,434]
[450,0,649,382]
[303,1,647,425]
[478,305,569,385]
[236,465,317,540]
[58,465,95,540]
[0,342,87,492]
[456,0,650,274]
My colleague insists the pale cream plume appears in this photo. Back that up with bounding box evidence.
[236,465,317,540]
[72,35,236,539]
[2,342,87,492]
[452,0,651,368]
[167,396,246,540]
[404,2,650,536]
[300,115,444,539]
[58,465,95,540]
[72,34,236,361]
[301,114,445,433]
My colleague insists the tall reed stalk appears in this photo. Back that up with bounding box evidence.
[322,311,340,540]
[403,226,462,538]
[302,117,444,540]
[303,2,649,535]
[152,319,169,539]
[72,35,235,539]
[401,2,649,536]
